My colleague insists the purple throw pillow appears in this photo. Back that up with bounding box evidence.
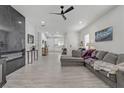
[81,50,87,58]
[91,50,97,58]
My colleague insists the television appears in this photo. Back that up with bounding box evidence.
[95,26,113,42]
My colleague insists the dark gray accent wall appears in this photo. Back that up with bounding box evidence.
[0,5,25,76]
[0,5,25,53]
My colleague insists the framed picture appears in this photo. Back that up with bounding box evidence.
[27,34,34,44]
[95,26,113,42]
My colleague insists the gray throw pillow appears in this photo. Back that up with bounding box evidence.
[72,50,81,57]
[103,53,118,64]
[96,51,108,60]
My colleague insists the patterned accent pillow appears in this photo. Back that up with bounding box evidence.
[81,49,95,58]
[91,50,97,58]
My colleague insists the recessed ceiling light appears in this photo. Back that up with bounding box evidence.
[18,21,22,24]
[41,21,45,24]
[41,21,45,26]
[79,21,82,24]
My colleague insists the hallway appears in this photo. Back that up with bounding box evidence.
[4,53,109,88]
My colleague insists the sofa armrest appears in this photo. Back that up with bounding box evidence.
[117,68,124,87]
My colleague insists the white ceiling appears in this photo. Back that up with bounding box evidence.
[12,5,117,34]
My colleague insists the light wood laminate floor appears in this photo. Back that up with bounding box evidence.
[4,52,109,88]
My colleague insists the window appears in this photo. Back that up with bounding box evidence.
[54,38,64,47]
[84,34,90,49]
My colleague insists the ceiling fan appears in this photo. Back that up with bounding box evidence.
[50,6,74,20]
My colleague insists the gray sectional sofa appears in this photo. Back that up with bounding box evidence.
[85,50,117,88]
[60,49,124,88]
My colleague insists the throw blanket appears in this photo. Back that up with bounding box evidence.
[118,62,124,72]
[93,61,118,77]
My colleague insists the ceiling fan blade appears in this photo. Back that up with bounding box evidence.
[62,15,66,20]
[64,6,74,14]
[49,13,61,15]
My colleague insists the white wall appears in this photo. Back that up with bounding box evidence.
[25,19,38,64]
[65,31,80,55]
[47,37,64,52]
[80,6,124,54]
[25,19,36,51]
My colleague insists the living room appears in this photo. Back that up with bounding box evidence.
[1,0,124,92]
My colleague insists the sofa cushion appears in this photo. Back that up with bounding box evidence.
[117,54,124,64]
[103,53,118,64]
[95,51,108,60]
[85,58,96,67]
[60,55,84,66]
[72,50,81,57]
[85,58,95,64]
